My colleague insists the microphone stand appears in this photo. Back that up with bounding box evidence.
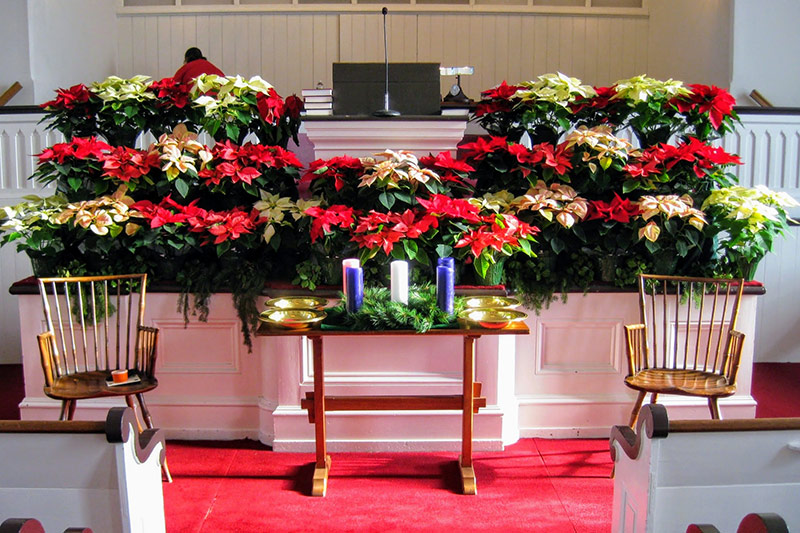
[374,7,400,117]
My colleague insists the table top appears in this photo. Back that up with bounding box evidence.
[255,321,529,338]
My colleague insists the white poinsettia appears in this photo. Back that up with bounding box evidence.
[90,75,155,102]
[702,185,799,232]
[612,75,691,104]
[515,72,596,108]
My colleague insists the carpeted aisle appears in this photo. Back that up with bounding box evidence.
[162,438,613,533]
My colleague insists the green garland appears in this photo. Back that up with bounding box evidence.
[323,285,464,332]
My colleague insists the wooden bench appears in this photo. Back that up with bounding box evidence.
[0,408,166,533]
[610,404,800,532]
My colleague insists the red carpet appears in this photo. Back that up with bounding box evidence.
[161,438,612,533]
[2,363,798,532]
[751,363,800,418]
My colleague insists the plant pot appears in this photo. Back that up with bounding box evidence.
[475,257,507,286]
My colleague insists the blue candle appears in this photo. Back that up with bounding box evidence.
[436,265,454,314]
[437,256,455,272]
[345,266,363,313]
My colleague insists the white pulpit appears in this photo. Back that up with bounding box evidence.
[301,116,469,160]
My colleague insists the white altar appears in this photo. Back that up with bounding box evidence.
[13,287,760,450]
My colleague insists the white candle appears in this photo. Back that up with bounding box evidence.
[390,260,409,304]
[342,258,360,296]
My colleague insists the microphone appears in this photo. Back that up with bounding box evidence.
[373,7,400,117]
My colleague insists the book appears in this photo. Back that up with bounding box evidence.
[302,109,333,116]
[304,95,333,104]
[301,88,332,97]
[106,374,142,387]
[304,102,333,110]
[441,108,470,116]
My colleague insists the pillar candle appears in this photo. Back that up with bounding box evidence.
[345,266,363,313]
[341,258,360,297]
[436,265,454,314]
[437,256,455,272]
[390,260,409,304]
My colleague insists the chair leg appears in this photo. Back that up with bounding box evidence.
[708,398,721,419]
[124,395,144,433]
[59,400,76,421]
[649,392,658,404]
[136,393,173,483]
[628,391,647,428]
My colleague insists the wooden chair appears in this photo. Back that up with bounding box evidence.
[624,274,746,427]
[36,273,171,482]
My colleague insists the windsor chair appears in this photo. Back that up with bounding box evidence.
[36,273,171,481]
[624,274,746,428]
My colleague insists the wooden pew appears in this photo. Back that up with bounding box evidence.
[0,408,166,533]
[610,404,800,533]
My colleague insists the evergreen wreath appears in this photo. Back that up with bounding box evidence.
[323,285,464,332]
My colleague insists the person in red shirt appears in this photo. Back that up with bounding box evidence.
[173,47,225,84]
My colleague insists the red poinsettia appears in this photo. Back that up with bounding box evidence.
[458,136,510,161]
[569,86,618,114]
[201,208,261,244]
[130,197,200,228]
[301,156,365,192]
[417,194,483,224]
[586,194,641,223]
[101,146,160,182]
[284,94,304,119]
[37,137,111,164]
[149,77,192,109]
[475,81,522,117]
[455,213,538,259]
[305,204,358,242]
[671,84,736,130]
[41,84,92,111]
[624,137,742,180]
[256,88,285,125]
[350,208,439,255]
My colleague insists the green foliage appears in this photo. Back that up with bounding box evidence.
[323,285,464,332]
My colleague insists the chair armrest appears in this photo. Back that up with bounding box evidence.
[37,331,58,387]
[136,326,159,377]
[624,323,647,375]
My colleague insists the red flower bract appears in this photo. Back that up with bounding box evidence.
[41,84,92,111]
[256,88,285,125]
[586,193,641,223]
[101,146,160,182]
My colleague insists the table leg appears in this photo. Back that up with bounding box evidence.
[460,334,478,495]
[310,336,330,497]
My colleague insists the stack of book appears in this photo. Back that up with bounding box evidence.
[301,87,333,116]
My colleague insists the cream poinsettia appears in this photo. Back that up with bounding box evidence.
[359,150,440,189]
[636,194,707,242]
[564,125,638,173]
[154,124,213,181]
[512,180,589,228]
[254,191,322,244]
[515,72,596,108]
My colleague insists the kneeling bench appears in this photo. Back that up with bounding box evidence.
[609,404,800,533]
[0,408,166,533]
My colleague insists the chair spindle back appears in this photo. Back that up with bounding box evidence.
[37,274,148,378]
[636,274,744,377]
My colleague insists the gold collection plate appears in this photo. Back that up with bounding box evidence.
[462,296,520,309]
[265,296,328,310]
[259,309,327,330]
[458,308,528,329]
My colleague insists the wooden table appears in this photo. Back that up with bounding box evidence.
[256,323,530,496]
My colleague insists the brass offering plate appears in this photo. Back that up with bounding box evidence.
[259,309,327,330]
[265,296,328,310]
[458,308,527,330]
[462,296,520,309]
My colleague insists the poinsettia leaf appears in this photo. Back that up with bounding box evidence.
[68,176,82,191]
[403,239,418,260]
[175,178,190,198]
[435,244,453,258]
[225,122,240,141]
[622,180,639,194]
[475,254,489,278]
[378,192,395,210]
[216,241,231,256]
